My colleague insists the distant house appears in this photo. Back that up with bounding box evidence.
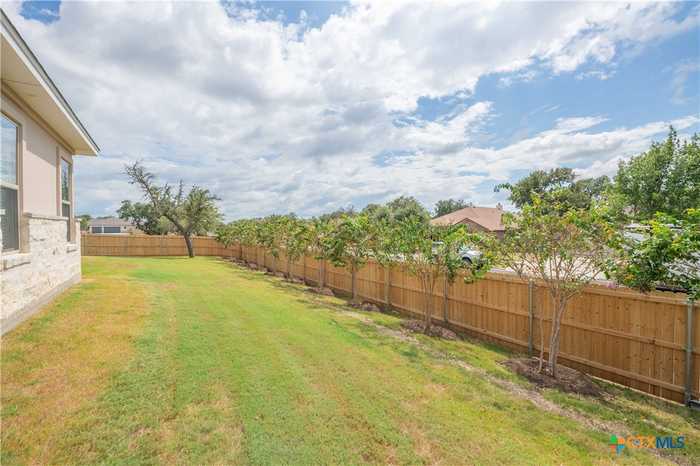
[1,10,100,333]
[430,204,505,237]
[88,217,139,235]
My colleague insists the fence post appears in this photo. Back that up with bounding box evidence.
[320,259,325,289]
[303,254,307,284]
[686,298,695,406]
[442,276,449,323]
[528,280,534,356]
[384,266,391,311]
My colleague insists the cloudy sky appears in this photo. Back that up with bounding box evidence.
[6,0,700,219]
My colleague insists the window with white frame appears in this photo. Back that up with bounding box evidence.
[60,157,72,240]
[1,114,20,251]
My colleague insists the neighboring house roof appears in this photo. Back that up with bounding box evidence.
[430,206,505,232]
[0,9,99,156]
[89,217,134,228]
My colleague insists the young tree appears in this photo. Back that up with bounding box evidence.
[124,162,221,257]
[433,199,469,218]
[308,217,336,290]
[258,215,285,274]
[488,197,612,376]
[367,219,402,311]
[280,216,310,280]
[215,223,236,259]
[614,128,699,220]
[328,214,373,303]
[239,219,260,261]
[609,209,700,300]
[397,219,488,332]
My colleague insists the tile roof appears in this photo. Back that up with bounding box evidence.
[430,206,505,231]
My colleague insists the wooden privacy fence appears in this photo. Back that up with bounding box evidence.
[82,233,697,405]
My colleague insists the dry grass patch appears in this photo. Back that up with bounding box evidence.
[1,262,150,465]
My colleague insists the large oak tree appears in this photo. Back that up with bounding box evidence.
[124,162,221,258]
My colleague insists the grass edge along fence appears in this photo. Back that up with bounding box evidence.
[82,233,697,405]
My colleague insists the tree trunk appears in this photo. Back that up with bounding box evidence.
[351,264,358,303]
[272,256,277,274]
[183,233,194,258]
[537,303,546,373]
[239,243,242,260]
[547,299,567,377]
[384,266,391,312]
[287,257,292,280]
[423,289,432,333]
[319,259,325,289]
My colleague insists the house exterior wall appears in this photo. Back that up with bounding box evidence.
[0,94,80,335]
[1,92,74,217]
[459,219,505,239]
[0,216,81,334]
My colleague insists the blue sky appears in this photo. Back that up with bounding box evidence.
[10,1,700,218]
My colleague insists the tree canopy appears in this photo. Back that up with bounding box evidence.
[117,200,175,235]
[433,199,469,218]
[362,195,430,224]
[614,127,700,220]
[495,167,610,211]
[124,162,221,257]
[609,209,700,300]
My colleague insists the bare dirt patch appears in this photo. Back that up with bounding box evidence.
[502,357,603,398]
[401,319,459,340]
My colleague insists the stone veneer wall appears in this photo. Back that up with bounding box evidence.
[0,214,81,334]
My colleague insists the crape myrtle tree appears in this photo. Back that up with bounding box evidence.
[328,214,373,304]
[308,217,336,290]
[397,219,489,333]
[240,219,260,260]
[215,223,236,259]
[258,215,285,274]
[125,162,221,258]
[367,218,403,311]
[485,196,612,376]
[280,216,310,280]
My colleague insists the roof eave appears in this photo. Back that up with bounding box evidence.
[0,9,99,156]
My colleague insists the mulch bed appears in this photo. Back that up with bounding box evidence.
[502,357,603,397]
[401,319,459,340]
[348,301,382,312]
[307,287,335,297]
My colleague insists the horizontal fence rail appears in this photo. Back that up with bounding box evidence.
[81,233,696,404]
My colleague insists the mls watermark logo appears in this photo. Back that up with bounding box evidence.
[610,435,685,454]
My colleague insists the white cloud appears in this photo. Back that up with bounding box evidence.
[671,59,700,105]
[2,1,698,218]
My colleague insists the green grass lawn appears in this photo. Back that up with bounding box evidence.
[2,256,699,465]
